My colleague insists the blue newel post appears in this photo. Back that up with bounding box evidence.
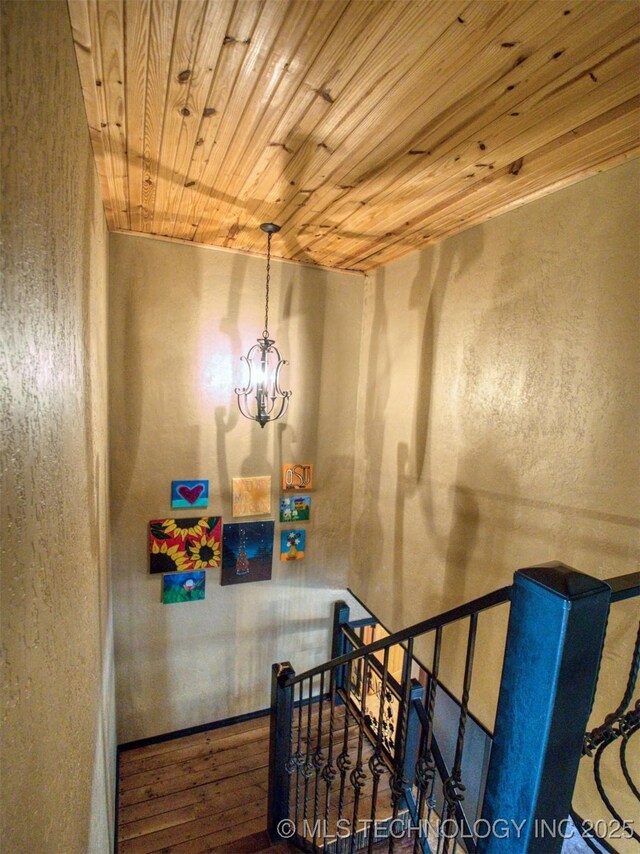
[332,600,351,693]
[268,661,295,841]
[478,562,611,853]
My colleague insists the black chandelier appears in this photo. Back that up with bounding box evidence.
[235,223,291,428]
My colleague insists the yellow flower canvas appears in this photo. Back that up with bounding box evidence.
[149,517,222,573]
[232,476,271,517]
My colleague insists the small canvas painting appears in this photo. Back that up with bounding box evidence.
[149,516,222,574]
[282,463,313,491]
[279,495,310,523]
[221,521,274,585]
[280,529,306,561]
[171,480,209,509]
[162,571,206,604]
[232,476,271,517]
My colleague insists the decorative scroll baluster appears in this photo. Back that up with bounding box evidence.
[322,669,338,842]
[294,680,305,833]
[337,660,354,833]
[413,626,442,854]
[312,671,325,853]
[441,614,477,854]
[350,655,370,854]
[581,619,640,844]
[368,646,390,854]
[389,637,414,854]
[302,676,315,835]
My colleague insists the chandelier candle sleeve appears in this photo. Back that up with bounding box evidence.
[235,223,291,428]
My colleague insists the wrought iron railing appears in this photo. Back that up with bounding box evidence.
[572,572,640,854]
[268,564,639,854]
[269,585,510,853]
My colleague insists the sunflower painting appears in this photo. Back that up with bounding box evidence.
[149,517,222,574]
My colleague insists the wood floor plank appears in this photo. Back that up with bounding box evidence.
[120,725,272,777]
[119,798,268,854]
[119,714,272,764]
[119,783,268,841]
[119,770,268,825]
[117,702,384,853]
[119,750,270,808]
[162,815,270,853]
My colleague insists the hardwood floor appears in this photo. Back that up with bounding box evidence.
[117,709,415,854]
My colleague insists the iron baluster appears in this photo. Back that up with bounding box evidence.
[312,671,325,854]
[368,646,390,854]
[442,614,477,854]
[584,619,640,756]
[593,736,640,843]
[302,676,315,835]
[580,619,640,842]
[414,626,442,854]
[620,702,640,799]
[389,636,414,854]
[350,655,370,854]
[322,669,338,840]
[337,659,354,833]
[294,680,305,833]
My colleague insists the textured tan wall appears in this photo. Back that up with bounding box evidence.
[0,2,114,852]
[350,159,639,730]
[109,233,363,742]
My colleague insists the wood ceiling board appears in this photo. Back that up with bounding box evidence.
[69,0,640,271]
[305,26,640,266]
[311,50,640,267]
[352,99,640,270]
[149,0,210,236]
[190,0,341,246]
[194,0,413,249]
[199,0,387,249]
[174,0,290,241]
[173,1,266,239]
[231,1,473,251]
[124,0,151,232]
[69,0,117,226]
[273,1,545,251]
[292,7,640,265]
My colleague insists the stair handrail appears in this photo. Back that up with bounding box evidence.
[284,584,512,687]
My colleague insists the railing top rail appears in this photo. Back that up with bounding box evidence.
[606,571,640,602]
[286,585,512,687]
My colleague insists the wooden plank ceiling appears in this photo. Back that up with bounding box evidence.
[68,0,640,272]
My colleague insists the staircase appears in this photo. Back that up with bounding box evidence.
[116,563,639,854]
[267,563,639,854]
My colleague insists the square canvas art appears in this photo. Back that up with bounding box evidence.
[232,476,271,517]
[162,571,206,604]
[280,529,306,561]
[282,463,313,491]
[149,516,222,574]
[279,495,310,523]
[171,480,209,509]
[221,521,274,585]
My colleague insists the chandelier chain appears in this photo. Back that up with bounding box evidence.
[263,231,271,339]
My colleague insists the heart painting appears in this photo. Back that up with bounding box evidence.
[171,479,209,509]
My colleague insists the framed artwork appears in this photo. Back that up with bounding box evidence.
[280,529,306,561]
[232,476,271,517]
[162,571,206,604]
[282,463,313,491]
[221,521,274,585]
[171,480,209,509]
[279,495,310,522]
[149,516,222,574]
